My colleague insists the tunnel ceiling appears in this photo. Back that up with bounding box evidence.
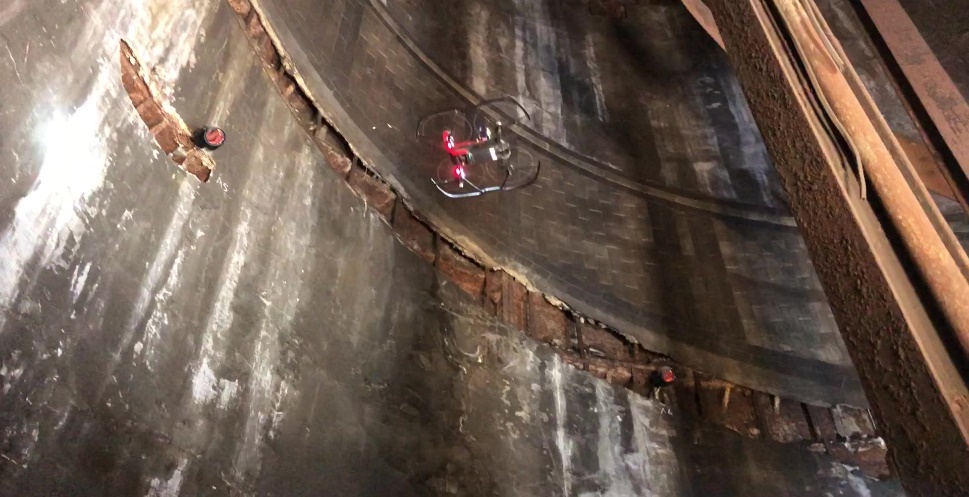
[251,0,865,406]
[0,0,932,494]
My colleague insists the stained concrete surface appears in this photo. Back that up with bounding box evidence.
[256,0,865,405]
[0,0,908,495]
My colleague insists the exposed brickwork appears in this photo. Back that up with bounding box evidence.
[526,292,568,349]
[283,87,315,123]
[319,136,354,176]
[278,73,298,97]
[230,3,891,480]
[697,375,761,438]
[246,11,279,67]
[827,438,891,480]
[629,364,655,394]
[578,322,633,361]
[560,351,586,371]
[806,403,839,441]
[483,270,502,316]
[392,204,436,263]
[347,164,396,220]
[122,66,150,107]
[182,150,213,183]
[753,392,812,443]
[498,272,528,331]
[802,402,889,478]
[586,357,632,387]
[317,123,354,159]
[120,40,212,182]
[136,98,167,129]
[436,244,485,298]
[150,122,183,155]
[480,270,528,330]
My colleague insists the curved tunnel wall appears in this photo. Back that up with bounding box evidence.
[0,1,904,495]
[257,0,864,405]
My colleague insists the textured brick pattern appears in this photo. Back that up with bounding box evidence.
[120,41,211,182]
[347,164,396,220]
[236,3,893,481]
[257,0,865,406]
[753,392,812,443]
[383,0,788,208]
[437,244,486,297]
[392,204,436,263]
[526,292,569,348]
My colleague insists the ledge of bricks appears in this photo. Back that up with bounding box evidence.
[230,0,891,480]
[120,40,213,182]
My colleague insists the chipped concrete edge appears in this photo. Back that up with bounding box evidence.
[120,39,215,182]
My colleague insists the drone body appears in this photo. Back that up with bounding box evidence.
[416,97,541,198]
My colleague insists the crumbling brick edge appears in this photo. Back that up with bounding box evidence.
[226,0,890,479]
[120,39,214,182]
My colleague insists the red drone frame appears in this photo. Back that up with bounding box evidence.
[417,97,541,198]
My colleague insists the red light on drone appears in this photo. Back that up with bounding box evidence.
[443,131,453,149]
[452,166,465,178]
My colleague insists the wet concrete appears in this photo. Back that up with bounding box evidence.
[0,0,908,495]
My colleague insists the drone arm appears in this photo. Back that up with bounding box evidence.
[432,175,508,199]
[499,161,541,192]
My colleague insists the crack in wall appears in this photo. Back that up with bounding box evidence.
[120,39,215,182]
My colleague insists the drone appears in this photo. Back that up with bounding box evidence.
[416,97,541,198]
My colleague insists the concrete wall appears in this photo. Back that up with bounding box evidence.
[0,0,905,495]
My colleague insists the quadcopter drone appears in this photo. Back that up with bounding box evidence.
[416,97,541,198]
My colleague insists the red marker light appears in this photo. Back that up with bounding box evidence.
[197,126,226,150]
[205,128,226,146]
[659,367,675,384]
[453,166,464,178]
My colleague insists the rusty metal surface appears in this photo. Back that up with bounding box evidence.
[853,0,969,194]
[771,0,969,360]
[685,0,965,209]
[706,0,969,494]
[815,0,966,209]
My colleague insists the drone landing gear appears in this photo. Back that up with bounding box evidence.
[431,155,541,199]
[418,96,541,199]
